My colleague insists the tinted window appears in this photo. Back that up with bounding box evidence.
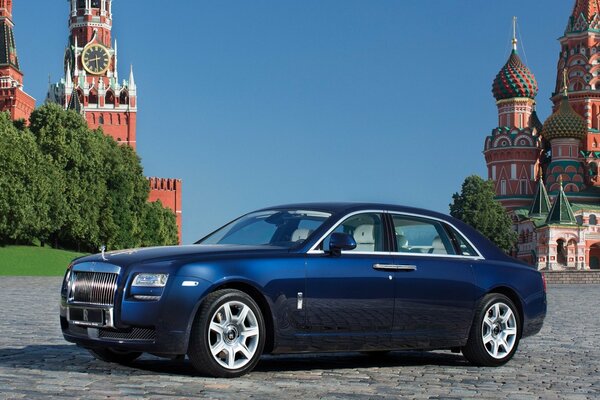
[322,213,385,253]
[198,210,331,248]
[447,226,478,256]
[391,215,455,255]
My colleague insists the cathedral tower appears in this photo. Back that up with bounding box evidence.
[484,18,543,209]
[0,0,35,121]
[554,0,600,184]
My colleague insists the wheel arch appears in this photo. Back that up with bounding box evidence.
[201,281,276,354]
[487,286,524,334]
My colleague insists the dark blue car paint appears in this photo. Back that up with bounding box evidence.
[60,203,546,356]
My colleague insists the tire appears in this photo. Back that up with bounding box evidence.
[188,289,266,378]
[462,293,521,367]
[87,347,142,364]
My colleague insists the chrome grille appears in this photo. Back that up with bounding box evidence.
[70,271,118,306]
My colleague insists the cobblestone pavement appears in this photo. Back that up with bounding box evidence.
[0,277,598,400]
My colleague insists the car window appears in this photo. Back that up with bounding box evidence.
[448,226,478,256]
[322,213,385,253]
[391,215,455,255]
[199,210,332,247]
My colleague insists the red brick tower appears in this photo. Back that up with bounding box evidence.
[0,0,35,121]
[553,0,600,186]
[48,0,182,243]
[484,18,543,209]
[48,0,137,148]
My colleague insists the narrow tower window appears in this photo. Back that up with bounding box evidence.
[500,180,507,195]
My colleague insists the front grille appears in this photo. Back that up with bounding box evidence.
[99,327,156,341]
[71,271,118,306]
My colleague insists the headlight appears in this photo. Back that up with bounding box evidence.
[132,273,169,287]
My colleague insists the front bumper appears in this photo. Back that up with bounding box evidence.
[60,272,213,356]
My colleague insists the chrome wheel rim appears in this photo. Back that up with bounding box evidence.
[481,302,517,359]
[208,301,260,370]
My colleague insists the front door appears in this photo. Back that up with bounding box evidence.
[305,212,395,351]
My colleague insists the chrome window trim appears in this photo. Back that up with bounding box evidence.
[306,209,485,261]
[387,211,485,260]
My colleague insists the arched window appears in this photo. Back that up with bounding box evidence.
[98,114,104,125]
[91,0,100,7]
[557,239,567,266]
[119,91,129,105]
[105,91,115,106]
[77,0,85,8]
[590,215,598,225]
[89,90,98,104]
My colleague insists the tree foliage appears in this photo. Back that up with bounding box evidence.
[450,175,517,252]
[0,105,178,252]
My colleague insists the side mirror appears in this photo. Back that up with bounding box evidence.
[329,232,357,256]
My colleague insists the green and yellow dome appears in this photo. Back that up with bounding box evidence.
[541,96,587,141]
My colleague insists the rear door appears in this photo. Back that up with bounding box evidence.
[388,213,480,349]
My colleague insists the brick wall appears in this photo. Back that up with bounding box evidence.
[148,177,182,244]
[543,271,600,284]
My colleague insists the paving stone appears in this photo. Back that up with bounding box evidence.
[0,278,598,399]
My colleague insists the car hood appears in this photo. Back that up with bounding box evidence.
[74,244,289,267]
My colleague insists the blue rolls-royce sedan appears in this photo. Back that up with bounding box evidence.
[60,203,546,377]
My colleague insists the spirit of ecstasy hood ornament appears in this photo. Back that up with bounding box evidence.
[100,245,107,261]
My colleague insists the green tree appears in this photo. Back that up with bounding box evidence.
[28,103,178,251]
[450,175,517,252]
[141,201,179,247]
[0,112,55,244]
[29,104,106,250]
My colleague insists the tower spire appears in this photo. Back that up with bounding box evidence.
[546,176,577,225]
[512,16,518,52]
[529,171,551,218]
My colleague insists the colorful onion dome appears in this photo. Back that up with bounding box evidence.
[492,50,538,101]
[541,95,587,141]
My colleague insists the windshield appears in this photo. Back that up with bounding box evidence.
[197,209,332,248]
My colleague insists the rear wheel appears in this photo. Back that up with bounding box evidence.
[462,293,521,367]
[87,348,142,364]
[188,289,265,378]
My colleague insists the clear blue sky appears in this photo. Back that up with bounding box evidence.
[15,1,573,243]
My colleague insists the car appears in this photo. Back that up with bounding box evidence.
[59,203,547,377]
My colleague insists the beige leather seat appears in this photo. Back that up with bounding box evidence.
[291,228,312,242]
[353,225,375,251]
[430,236,446,254]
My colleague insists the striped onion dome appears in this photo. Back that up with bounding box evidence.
[541,95,587,141]
[492,50,538,101]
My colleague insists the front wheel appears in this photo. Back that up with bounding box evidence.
[462,293,521,367]
[188,289,265,378]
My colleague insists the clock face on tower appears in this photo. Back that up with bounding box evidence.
[82,44,110,75]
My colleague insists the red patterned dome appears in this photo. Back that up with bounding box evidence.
[492,50,538,101]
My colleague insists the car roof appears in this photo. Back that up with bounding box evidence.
[259,202,452,220]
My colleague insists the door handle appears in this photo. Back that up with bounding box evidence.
[373,264,417,272]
